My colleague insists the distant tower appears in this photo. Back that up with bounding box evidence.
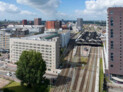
[22,19,27,25]
[76,18,83,31]
[34,18,42,25]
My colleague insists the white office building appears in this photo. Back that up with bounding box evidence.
[10,34,61,75]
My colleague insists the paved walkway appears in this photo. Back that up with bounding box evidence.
[0,78,10,88]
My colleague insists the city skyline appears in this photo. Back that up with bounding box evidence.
[1,0,123,21]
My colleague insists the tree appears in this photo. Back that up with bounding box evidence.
[16,50,47,88]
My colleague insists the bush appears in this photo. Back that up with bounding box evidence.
[3,88,15,92]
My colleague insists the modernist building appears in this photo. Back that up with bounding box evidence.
[22,20,27,25]
[58,30,70,47]
[108,7,123,78]
[0,31,11,50]
[76,18,83,31]
[10,34,60,75]
[34,18,41,25]
[11,28,29,37]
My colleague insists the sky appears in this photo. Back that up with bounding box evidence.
[0,0,123,21]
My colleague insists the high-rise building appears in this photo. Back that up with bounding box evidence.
[22,20,27,25]
[46,21,61,30]
[76,18,83,31]
[0,31,11,50]
[108,7,123,78]
[34,18,41,25]
[10,34,60,75]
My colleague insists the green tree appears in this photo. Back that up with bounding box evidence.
[16,50,47,88]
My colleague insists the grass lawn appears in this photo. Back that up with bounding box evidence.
[4,82,50,92]
[99,58,104,92]
[81,57,88,64]
[4,82,34,92]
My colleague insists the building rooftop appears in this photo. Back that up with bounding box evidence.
[58,30,70,34]
[7,25,44,28]
[12,33,59,41]
[0,31,11,36]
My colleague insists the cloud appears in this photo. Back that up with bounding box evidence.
[0,1,20,13]
[75,0,123,20]
[84,0,123,14]
[0,1,36,16]
[20,10,36,15]
[16,0,60,16]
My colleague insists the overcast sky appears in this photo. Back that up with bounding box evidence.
[0,0,123,21]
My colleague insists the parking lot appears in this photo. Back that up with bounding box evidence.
[0,53,9,61]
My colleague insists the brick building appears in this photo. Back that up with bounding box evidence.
[46,21,61,30]
[108,7,123,78]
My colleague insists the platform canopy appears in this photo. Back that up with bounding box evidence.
[112,76,123,82]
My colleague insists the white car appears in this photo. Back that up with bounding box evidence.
[6,72,12,76]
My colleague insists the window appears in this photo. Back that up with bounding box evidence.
[110,65,113,67]
[110,11,113,14]
[111,41,114,49]
[110,29,113,38]
[110,17,114,26]
[110,53,114,61]
[48,69,51,71]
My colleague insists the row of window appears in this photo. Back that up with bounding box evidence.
[14,42,52,47]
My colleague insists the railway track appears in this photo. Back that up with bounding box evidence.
[52,46,74,92]
[84,47,98,92]
[79,47,96,92]
[72,46,81,90]
[51,46,99,92]
[91,48,98,92]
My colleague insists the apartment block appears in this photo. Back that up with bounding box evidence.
[10,34,60,75]
[108,7,123,78]
[0,31,11,50]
